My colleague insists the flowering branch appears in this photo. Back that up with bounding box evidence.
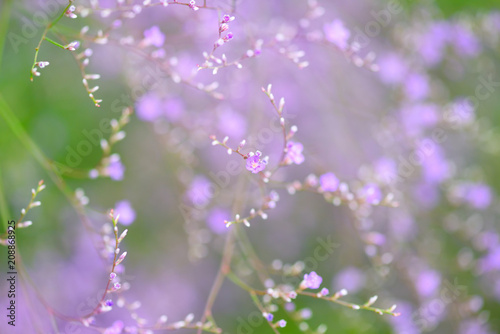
[30,0,75,80]
[0,180,45,244]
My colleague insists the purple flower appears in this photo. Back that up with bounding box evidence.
[246,151,267,173]
[320,287,329,296]
[404,73,429,101]
[278,320,287,328]
[374,158,397,184]
[136,93,163,122]
[378,53,408,85]
[401,103,439,137]
[163,98,184,121]
[415,269,441,298]
[452,24,481,58]
[359,183,382,204]
[422,148,449,184]
[319,172,339,192]
[418,22,450,66]
[107,156,125,181]
[114,200,136,226]
[264,313,274,321]
[143,26,165,47]
[186,176,213,208]
[478,246,500,273]
[333,267,365,294]
[302,271,322,289]
[206,208,230,234]
[285,141,305,165]
[465,183,492,209]
[105,299,113,306]
[324,19,350,50]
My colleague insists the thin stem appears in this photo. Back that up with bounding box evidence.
[44,37,65,49]
[83,214,121,318]
[197,175,248,334]
[197,228,236,334]
[225,273,279,334]
[30,1,73,81]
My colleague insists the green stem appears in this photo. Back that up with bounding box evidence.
[30,1,74,81]
[44,37,65,49]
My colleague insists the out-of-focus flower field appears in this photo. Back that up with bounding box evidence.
[1,0,500,333]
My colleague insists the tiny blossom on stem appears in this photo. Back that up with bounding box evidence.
[246,151,268,173]
[319,172,339,192]
[64,41,80,51]
[189,0,200,11]
[284,141,305,165]
[301,271,323,289]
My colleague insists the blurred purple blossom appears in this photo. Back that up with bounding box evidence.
[418,22,450,66]
[319,172,339,192]
[452,24,481,58]
[374,158,397,184]
[136,93,163,122]
[107,156,125,181]
[303,271,322,289]
[333,267,365,294]
[206,207,230,234]
[421,143,449,184]
[465,183,492,209]
[324,19,350,50]
[378,53,408,85]
[359,183,382,204]
[389,302,419,334]
[114,200,136,225]
[186,176,213,208]
[104,320,124,334]
[415,269,441,298]
[163,98,184,122]
[478,246,500,273]
[404,73,429,101]
[143,26,165,47]
[285,141,305,165]
[401,103,439,136]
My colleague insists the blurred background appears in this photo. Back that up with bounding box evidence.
[1,0,500,333]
